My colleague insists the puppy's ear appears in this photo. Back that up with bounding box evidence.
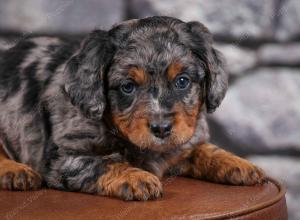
[64,30,115,119]
[185,21,228,113]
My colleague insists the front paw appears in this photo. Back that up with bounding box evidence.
[221,161,267,186]
[97,163,162,201]
[0,160,42,190]
[193,144,267,186]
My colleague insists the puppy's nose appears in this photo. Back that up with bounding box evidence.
[149,122,172,139]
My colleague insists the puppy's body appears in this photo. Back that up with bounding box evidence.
[0,36,126,192]
[0,37,77,171]
[0,17,265,199]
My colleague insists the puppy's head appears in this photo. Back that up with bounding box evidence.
[64,16,228,151]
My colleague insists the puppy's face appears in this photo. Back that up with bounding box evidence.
[107,30,205,151]
[65,17,227,152]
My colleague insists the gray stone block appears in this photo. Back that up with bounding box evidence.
[258,43,300,66]
[128,0,277,41]
[0,0,124,34]
[216,44,257,76]
[276,0,300,41]
[209,68,300,154]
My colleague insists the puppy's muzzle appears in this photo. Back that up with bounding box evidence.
[149,121,172,139]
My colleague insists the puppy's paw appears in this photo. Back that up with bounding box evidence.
[192,144,267,186]
[221,160,267,186]
[0,160,42,190]
[97,163,162,200]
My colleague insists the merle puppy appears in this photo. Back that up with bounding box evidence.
[0,16,266,200]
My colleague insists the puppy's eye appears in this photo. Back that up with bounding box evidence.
[120,81,136,94]
[175,75,190,89]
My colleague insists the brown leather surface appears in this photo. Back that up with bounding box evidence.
[233,197,287,220]
[0,177,287,220]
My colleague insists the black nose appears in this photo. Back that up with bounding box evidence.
[150,122,172,139]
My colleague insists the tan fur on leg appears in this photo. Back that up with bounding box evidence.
[189,143,267,185]
[0,144,42,190]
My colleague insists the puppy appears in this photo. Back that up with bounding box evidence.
[0,16,266,200]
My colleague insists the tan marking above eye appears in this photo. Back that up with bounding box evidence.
[128,66,147,85]
[167,62,183,81]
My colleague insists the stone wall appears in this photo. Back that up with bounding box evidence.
[0,0,299,219]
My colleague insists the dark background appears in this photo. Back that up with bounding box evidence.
[0,0,299,219]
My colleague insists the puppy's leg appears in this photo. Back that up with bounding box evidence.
[174,143,266,185]
[46,153,162,200]
[0,145,42,190]
[191,143,267,185]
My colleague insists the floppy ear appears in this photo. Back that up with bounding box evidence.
[64,30,115,120]
[185,21,228,113]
